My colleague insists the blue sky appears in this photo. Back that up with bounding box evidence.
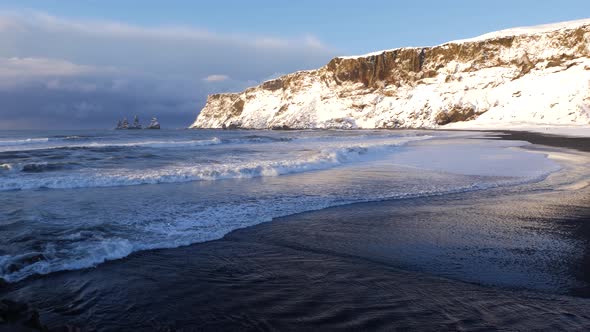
[0,0,588,128]
[5,0,590,54]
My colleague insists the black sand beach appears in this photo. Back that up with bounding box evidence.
[1,131,589,331]
[493,130,590,152]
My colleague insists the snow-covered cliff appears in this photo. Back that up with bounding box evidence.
[191,19,590,130]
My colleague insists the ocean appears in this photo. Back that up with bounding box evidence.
[1,129,590,330]
[0,128,559,282]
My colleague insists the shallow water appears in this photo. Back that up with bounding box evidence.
[4,171,590,331]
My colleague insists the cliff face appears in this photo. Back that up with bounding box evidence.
[191,20,590,129]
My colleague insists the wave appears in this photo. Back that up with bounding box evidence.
[0,166,558,283]
[0,138,50,146]
[0,137,225,153]
[51,135,95,141]
[84,137,223,149]
[0,131,570,284]
[0,136,92,147]
[0,162,79,173]
[0,138,425,191]
[230,135,293,143]
[0,132,422,151]
[0,132,418,153]
[0,136,97,152]
[0,135,296,153]
[0,135,99,145]
[0,238,135,283]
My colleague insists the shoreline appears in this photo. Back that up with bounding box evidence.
[1,130,590,331]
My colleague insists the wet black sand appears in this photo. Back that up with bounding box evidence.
[1,130,590,331]
[487,130,590,152]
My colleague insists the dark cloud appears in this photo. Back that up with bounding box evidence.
[0,12,337,129]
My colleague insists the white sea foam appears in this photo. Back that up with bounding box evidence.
[0,133,426,153]
[0,165,560,283]
[0,134,315,153]
[0,131,575,283]
[83,137,223,149]
[0,161,79,174]
[0,137,224,152]
[0,163,13,171]
[0,238,135,282]
[0,137,425,191]
[0,138,50,146]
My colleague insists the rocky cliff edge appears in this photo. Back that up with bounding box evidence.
[191,19,590,130]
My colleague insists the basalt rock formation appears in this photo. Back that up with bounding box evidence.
[191,19,590,129]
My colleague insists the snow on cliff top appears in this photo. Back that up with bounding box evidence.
[449,18,590,43]
[338,18,590,60]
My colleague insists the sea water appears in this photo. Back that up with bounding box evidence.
[0,129,562,282]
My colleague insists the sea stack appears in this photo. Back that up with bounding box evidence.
[147,117,161,129]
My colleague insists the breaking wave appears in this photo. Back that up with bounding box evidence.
[83,137,224,149]
[0,162,78,173]
[0,142,405,191]
[0,138,50,146]
[0,167,558,283]
[0,137,224,152]
[51,135,95,141]
[0,130,567,283]
[0,135,298,153]
[0,133,428,153]
[0,136,94,147]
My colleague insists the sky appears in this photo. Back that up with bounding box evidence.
[0,0,589,129]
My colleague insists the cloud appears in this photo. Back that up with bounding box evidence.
[203,74,230,82]
[0,57,114,90]
[0,57,96,77]
[0,11,337,129]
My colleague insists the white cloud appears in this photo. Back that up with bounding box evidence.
[20,11,329,51]
[0,57,119,90]
[203,74,230,82]
[0,11,336,78]
[0,11,338,129]
[0,57,96,78]
[303,35,325,49]
[0,57,88,90]
[45,79,98,93]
